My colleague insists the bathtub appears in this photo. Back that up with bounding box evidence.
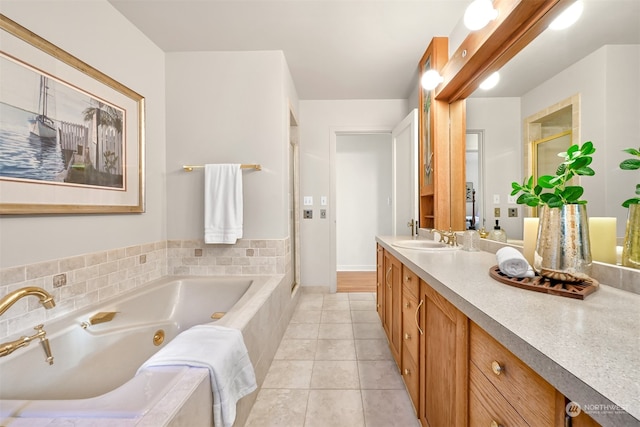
[0,274,290,425]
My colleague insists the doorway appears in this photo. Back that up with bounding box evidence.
[335,133,392,292]
[289,109,300,292]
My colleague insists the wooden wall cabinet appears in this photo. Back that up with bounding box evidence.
[419,279,468,427]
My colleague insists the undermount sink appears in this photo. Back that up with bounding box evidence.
[391,239,460,251]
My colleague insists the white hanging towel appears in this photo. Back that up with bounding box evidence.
[204,164,243,244]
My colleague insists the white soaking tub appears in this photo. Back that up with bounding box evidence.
[0,275,274,423]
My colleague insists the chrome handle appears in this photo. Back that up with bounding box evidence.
[415,299,424,335]
[491,361,503,376]
[404,333,411,340]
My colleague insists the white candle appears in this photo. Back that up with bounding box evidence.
[523,217,539,266]
[589,217,617,264]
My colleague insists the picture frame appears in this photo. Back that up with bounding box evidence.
[0,15,145,214]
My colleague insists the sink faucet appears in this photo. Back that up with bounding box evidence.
[435,228,458,247]
[0,286,56,316]
[0,287,56,364]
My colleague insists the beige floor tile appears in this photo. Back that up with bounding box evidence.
[323,300,351,310]
[352,322,386,339]
[355,339,393,361]
[290,309,321,324]
[362,389,419,427]
[274,339,317,360]
[310,360,360,389]
[305,390,365,427]
[348,292,376,301]
[318,323,354,340]
[296,295,324,311]
[323,293,350,302]
[350,300,376,311]
[358,360,405,389]
[245,388,309,427]
[262,360,314,389]
[315,339,357,360]
[283,323,320,339]
[320,309,352,324]
[350,310,380,323]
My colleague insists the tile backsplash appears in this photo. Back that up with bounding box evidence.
[0,238,289,340]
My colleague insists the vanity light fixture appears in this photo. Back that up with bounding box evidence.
[479,71,500,90]
[549,0,583,30]
[421,69,444,90]
[463,0,499,31]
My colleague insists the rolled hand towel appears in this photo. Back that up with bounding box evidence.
[496,246,535,278]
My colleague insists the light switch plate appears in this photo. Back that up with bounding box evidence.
[493,194,500,204]
[320,196,327,206]
[303,196,313,206]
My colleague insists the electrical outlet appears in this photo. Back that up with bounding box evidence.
[320,209,327,219]
[494,207,501,217]
[508,208,518,217]
[303,210,313,219]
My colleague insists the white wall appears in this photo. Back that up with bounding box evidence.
[336,133,392,271]
[0,1,167,268]
[522,45,640,237]
[165,51,298,240]
[299,100,409,288]
[466,98,522,239]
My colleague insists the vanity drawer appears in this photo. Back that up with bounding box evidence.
[470,322,556,427]
[401,294,420,363]
[469,362,527,427]
[401,348,419,413]
[402,266,419,298]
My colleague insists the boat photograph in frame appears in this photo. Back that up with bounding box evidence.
[0,15,145,214]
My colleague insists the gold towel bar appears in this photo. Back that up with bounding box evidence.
[182,164,261,172]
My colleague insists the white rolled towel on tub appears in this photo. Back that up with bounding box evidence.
[496,246,535,278]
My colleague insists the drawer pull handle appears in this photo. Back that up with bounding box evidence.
[490,421,503,427]
[405,275,412,281]
[404,333,411,340]
[405,302,411,309]
[385,267,391,286]
[404,368,411,375]
[415,299,424,335]
[491,361,503,376]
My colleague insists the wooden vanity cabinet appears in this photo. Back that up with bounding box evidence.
[382,249,402,366]
[376,244,384,322]
[419,279,468,427]
[469,322,566,427]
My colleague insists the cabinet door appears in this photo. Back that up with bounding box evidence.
[419,280,468,427]
[383,250,402,366]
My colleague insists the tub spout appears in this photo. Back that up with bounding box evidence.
[0,286,56,317]
[0,324,54,364]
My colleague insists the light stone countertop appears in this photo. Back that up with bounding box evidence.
[376,235,640,427]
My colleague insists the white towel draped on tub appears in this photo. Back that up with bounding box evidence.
[496,246,535,278]
[204,164,243,244]
[137,324,257,427]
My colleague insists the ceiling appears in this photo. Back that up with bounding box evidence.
[108,0,640,101]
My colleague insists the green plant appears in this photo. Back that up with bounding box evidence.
[510,141,596,208]
[620,147,640,207]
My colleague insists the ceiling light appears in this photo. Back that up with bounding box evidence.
[421,70,444,90]
[549,0,583,30]
[464,0,499,31]
[479,72,500,90]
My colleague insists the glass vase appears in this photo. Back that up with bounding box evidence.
[622,204,640,269]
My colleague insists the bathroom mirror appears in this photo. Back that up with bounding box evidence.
[465,0,640,259]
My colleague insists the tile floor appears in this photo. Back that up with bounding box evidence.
[245,291,420,427]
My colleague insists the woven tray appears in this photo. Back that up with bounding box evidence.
[488,265,599,300]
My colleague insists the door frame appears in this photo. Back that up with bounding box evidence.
[330,126,392,293]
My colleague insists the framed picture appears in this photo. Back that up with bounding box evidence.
[0,15,145,214]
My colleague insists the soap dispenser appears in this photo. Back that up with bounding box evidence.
[488,219,507,243]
